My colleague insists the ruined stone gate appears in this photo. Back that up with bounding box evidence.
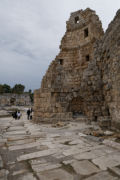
[34,8,120,130]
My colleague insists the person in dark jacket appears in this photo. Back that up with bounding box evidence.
[27,109,31,120]
[12,111,17,120]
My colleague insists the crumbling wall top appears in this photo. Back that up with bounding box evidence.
[66,8,103,33]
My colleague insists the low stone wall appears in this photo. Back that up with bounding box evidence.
[0,93,31,106]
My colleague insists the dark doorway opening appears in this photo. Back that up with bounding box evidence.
[58,59,64,65]
[84,28,89,38]
[86,55,90,61]
[75,16,79,24]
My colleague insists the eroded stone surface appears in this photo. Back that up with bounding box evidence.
[17,149,57,162]
[31,163,62,173]
[34,8,120,132]
[70,160,100,175]
[109,167,120,177]
[0,155,3,168]
[17,173,37,180]
[0,111,120,180]
[37,168,74,180]
[92,153,120,170]
[84,171,119,180]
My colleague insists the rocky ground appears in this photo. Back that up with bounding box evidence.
[0,109,120,180]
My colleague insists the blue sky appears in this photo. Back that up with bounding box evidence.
[0,0,120,91]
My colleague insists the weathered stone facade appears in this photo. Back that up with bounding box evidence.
[34,8,120,130]
[0,93,31,106]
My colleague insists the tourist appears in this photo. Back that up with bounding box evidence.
[30,107,33,113]
[12,111,17,120]
[17,111,21,120]
[30,111,33,120]
[27,109,31,120]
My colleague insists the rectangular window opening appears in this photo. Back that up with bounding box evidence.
[86,55,90,61]
[84,28,89,38]
[75,16,79,24]
[58,59,63,65]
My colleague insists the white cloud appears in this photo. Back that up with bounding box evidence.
[0,0,120,90]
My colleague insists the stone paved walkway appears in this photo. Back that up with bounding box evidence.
[0,113,120,180]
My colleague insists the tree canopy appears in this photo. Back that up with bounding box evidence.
[0,84,25,94]
[12,84,25,94]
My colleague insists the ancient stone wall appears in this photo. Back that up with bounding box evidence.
[95,10,120,129]
[0,93,32,106]
[34,8,120,130]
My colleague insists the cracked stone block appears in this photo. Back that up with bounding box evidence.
[74,146,116,160]
[37,168,74,180]
[9,141,42,151]
[12,169,28,176]
[31,162,62,173]
[70,160,100,175]
[108,167,120,177]
[92,153,120,170]
[103,140,120,150]
[84,171,119,180]
[17,173,37,180]
[0,155,3,168]
[17,149,57,161]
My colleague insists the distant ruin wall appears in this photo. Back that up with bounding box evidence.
[0,93,32,106]
[34,8,120,130]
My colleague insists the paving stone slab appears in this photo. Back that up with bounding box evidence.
[70,160,100,175]
[63,145,105,156]
[78,132,87,137]
[84,171,119,180]
[69,139,86,145]
[92,152,120,170]
[7,134,45,141]
[85,135,102,142]
[109,167,120,177]
[0,139,7,147]
[52,153,65,159]
[32,162,62,172]
[17,149,57,162]
[0,139,7,143]
[7,126,25,131]
[7,138,35,146]
[12,169,28,176]
[5,131,27,135]
[0,155,3,168]
[8,141,42,151]
[30,159,47,165]
[74,146,116,160]
[17,172,37,180]
[37,168,74,180]
[48,133,61,138]
[63,159,75,165]
[103,140,120,150]
[63,146,83,156]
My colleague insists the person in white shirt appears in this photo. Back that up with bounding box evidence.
[17,111,21,120]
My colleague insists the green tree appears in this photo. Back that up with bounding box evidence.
[0,84,3,93]
[12,84,25,94]
[0,84,11,93]
[3,84,11,93]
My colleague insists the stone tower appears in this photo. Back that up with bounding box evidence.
[34,8,104,123]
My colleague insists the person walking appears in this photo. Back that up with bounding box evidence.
[14,111,17,120]
[27,109,31,120]
[17,111,21,120]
